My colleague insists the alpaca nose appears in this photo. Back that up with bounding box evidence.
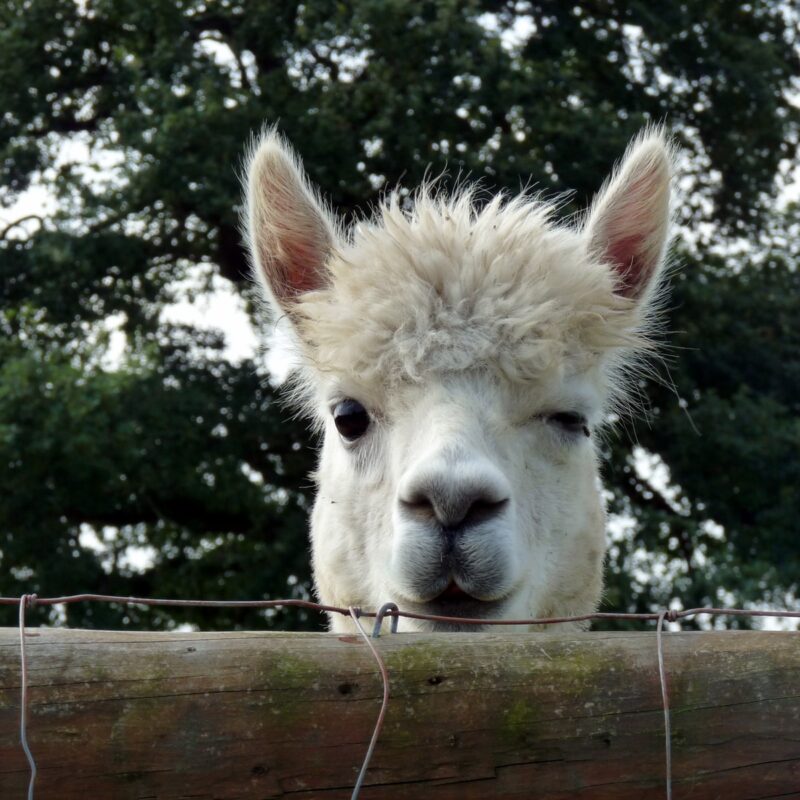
[398,463,510,532]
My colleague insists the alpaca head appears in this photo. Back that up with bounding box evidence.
[245,128,673,631]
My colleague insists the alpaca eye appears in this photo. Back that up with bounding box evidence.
[548,411,590,438]
[333,399,370,441]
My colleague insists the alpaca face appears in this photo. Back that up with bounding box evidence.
[310,367,607,631]
[245,127,673,631]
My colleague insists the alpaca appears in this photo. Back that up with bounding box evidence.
[244,128,673,632]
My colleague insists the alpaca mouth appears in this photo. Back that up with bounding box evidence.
[438,581,471,600]
[410,581,508,628]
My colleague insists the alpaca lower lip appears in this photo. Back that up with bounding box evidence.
[424,579,504,606]
[407,584,508,627]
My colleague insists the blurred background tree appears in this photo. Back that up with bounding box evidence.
[0,0,798,630]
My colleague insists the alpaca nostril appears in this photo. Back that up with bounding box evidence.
[399,486,509,531]
[462,497,509,527]
[400,492,436,517]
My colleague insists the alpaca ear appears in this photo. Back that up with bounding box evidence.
[585,129,673,302]
[245,129,335,309]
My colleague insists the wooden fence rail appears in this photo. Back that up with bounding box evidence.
[1,628,799,799]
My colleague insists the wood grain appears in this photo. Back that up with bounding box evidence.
[1,628,799,798]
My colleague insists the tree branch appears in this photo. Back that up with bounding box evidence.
[311,45,340,82]
[0,215,43,240]
[197,30,253,92]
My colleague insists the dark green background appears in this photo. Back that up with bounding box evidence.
[1,1,798,630]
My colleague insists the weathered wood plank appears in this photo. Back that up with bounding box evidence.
[0,629,799,798]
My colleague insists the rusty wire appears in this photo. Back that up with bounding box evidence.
[348,607,391,800]
[7,593,800,799]
[18,595,37,800]
[656,610,675,800]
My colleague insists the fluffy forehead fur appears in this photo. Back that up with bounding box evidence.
[293,189,641,394]
[245,126,673,417]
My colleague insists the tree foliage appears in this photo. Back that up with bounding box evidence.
[1,0,798,629]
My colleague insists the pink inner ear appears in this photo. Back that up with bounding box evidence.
[282,238,324,297]
[607,233,650,298]
[259,184,330,302]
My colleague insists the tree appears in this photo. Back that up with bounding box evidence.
[1,0,798,629]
